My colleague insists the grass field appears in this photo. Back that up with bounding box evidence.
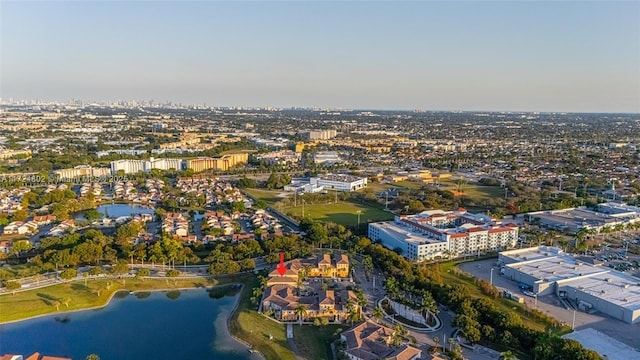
[243,188,288,206]
[437,180,504,201]
[293,324,348,360]
[228,276,296,360]
[0,277,212,323]
[283,201,394,226]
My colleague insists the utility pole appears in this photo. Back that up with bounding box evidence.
[302,200,305,218]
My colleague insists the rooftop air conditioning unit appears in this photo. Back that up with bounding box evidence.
[606,278,612,283]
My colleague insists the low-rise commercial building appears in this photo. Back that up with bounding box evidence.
[368,209,518,262]
[524,202,640,234]
[499,246,640,324]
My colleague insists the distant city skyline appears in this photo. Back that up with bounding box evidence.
[1,1,639,113]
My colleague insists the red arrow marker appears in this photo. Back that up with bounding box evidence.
[276,253,286,276]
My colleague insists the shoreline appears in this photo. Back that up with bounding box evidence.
[0,282,224,326]
[224,284,266,360]
[0,281,267,359]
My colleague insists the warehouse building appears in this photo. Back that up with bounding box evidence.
[499,246,640,324]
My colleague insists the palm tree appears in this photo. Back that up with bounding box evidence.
[500,350,517,360]
[294,304,307,325]
[391,323,407,347]
[372,307,384,323]
[448,337,455,352]
[420,290,438,324]
[61,297,71,308]
[86,355,100,360]
[432,336,441,353]
[52,300,61,311]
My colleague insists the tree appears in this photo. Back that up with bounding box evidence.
[86,355,100,360]
[362,255,373,274]
[136,267,150,279]
[420,290,438,324]
[166,269,180,277]
[60,268,77,280]
[294,304,307,325]
[432,336,441,353]
[372,307,384,323]
[52,300,61,311]
[5,280,21,294]
[499,350,517,360]
[110,261,130,277]
[61,296,72,308]
[12,240,32,255]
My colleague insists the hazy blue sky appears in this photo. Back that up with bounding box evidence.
[1,1,639,112]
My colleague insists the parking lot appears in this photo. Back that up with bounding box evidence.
[459,259,640,349]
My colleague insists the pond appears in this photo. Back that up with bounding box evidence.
[0,287,257,360]
[74,203,155,221]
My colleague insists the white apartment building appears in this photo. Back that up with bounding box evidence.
[303,129,337,140]
[53,165,111,179]
[110,158,183,174]
[368,209,518,262]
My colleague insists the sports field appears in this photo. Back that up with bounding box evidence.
[282,201,393,226]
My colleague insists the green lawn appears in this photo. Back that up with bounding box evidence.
[0,277,211,323]
[228,276,296,360]
[243,188,288,206]
[282,201,394,226]
[455,184,504,201]
[293,324,348,360]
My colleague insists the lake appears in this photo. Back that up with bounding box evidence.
[0,287,258,360]
[75,203,155,220]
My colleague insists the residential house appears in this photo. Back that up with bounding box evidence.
[340,322,422,360]
[32,215,56,226]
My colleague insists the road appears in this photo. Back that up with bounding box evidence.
[1,256,270,295]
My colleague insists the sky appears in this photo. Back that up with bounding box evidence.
[1,1,639,112]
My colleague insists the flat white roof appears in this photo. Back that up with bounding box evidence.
[370,221,445,245]
[501,246,565,263]
[506,255,607,283]
[564,271,640,310]
[562,328,640,360]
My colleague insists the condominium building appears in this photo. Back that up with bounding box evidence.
[185,153,249,172]
[303,129,337,140]
[53,165,111,179]
[368,209,518,262]
[261,254,355,322]
[110,157,183,174]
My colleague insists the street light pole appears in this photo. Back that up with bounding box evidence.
[572,309,576,330]
[357,210,362,228]
[490,268,494,286]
